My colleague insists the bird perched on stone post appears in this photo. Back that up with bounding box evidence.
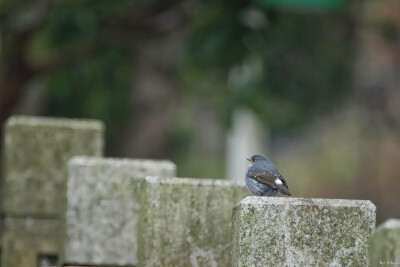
[245,154,291,196]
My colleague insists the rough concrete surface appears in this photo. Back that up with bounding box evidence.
[65,156,176,266]
[369,218,400,266]
[2,115,104,216]
[231,196,376,267]
[1,217,62,267]
[138,176,250,267]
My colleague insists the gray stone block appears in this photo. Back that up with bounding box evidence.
[138,176,250,267]
[2,115,104,216]
[231,197,376,267]
[369,219,400,266]
[1,217,61,267]
[65,157,176,266]
[65,266,132,267]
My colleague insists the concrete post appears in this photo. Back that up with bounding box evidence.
[231,196,376,267]
[65,156,176,266]
[369,219,400,266]
[138,176,249,267]
[1,116,104,267]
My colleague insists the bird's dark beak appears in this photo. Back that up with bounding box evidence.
[246,158,251,161]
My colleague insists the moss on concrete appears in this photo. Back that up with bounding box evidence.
[1,217,61,267]
[369,219,400,266]
[2,115,104,216]
[65,157,176,266]
[231,196,376,267]
[138,177,249,267]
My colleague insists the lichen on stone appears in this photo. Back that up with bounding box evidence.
[369,219,400,266]
[138,176,249,267]
[231,196,376,267]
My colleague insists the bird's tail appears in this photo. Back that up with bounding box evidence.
[278,185,291,196]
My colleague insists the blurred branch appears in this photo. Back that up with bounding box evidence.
[0,0,54,123]
[0,0,193,124]
[0,37,95,124]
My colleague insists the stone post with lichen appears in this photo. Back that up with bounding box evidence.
[231,196,376,267]
[1,116,104,267]
[64,156,176,266]
[369,218,400,266]
[137,176,249,267]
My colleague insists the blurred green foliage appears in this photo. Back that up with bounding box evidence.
[44,47,132,137]
[36,1,134,137]
[181,3,354,133]
[1,0,355,154]
[1,0,135,139]
[258,0,342,10]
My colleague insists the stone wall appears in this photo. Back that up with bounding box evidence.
[0,115,385,267]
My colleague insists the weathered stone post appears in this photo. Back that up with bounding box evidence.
[64,156,176,266]
[1,218,62,267]
[231,197,376,267]
[369,218,400,266]
[1,116,104,267]
[138,176,249,267]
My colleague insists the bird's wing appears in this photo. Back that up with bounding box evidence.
[247,166,276,185]
[247,166,291,196]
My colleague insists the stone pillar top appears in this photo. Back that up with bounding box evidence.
[232,196,376,267]
[138,176,249,267]
[69,156,176,172]
[376,218,400,230]
[5,115,104,130]
[145,176,245,187]
[65,157,177,266]
[237,196,376,210]
[2,115,105,216]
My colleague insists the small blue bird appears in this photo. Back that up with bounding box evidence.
[245,154,291,196]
